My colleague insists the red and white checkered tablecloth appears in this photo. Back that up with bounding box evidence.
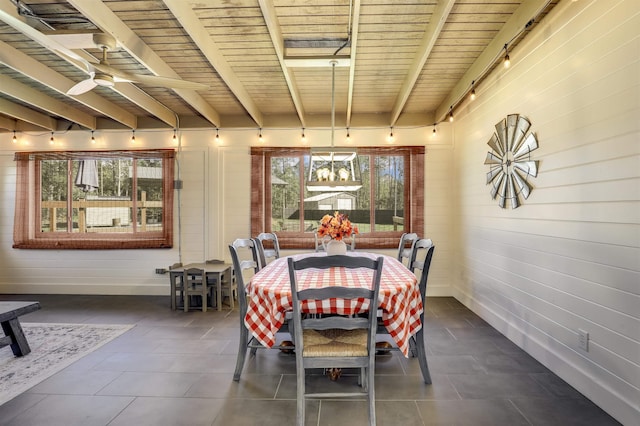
[244,252,422,357]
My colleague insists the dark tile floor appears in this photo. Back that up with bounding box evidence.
[0,295,620,426]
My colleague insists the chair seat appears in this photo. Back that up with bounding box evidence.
[303,328,368,357]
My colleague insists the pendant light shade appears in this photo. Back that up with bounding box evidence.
[307,147,362,191]
[307,60,362,192]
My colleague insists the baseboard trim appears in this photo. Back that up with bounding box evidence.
[0,283,169,296]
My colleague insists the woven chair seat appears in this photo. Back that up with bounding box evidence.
[303,328,368,357]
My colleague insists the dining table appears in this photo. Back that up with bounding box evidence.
[245,251,423,356]
[169,262,233,311]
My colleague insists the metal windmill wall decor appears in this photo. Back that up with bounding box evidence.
[484,114,539,208]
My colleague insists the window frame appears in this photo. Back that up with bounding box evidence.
[251,146,424,250]
[13,149,175,250]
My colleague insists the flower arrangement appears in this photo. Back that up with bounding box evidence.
[317,211,358,241]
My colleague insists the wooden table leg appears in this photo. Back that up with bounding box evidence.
[1,317,32,357]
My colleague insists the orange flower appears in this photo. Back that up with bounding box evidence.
[317,211,358,241]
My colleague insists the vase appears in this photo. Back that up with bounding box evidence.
[326,239,347,256]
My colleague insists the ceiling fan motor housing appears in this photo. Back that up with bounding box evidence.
[94,72,115,87]
[92,33,117,51]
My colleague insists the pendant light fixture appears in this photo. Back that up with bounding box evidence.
[503,43,511,68]
[307,60,362,192]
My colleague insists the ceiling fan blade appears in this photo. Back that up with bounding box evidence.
[67,78,98,95]
[93,62,208,90]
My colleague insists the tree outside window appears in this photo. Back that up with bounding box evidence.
[13,149,174,249]
[252,146,424,250]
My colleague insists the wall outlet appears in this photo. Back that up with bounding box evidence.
[155,268,167,275]
[578,329,589,352]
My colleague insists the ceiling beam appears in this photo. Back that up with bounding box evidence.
[67,0,220,127]
[435,0,551,121]
[389,0,455,127]
[259,0,306,127]
[0,40,139,129]
[0,74,96,129]
[0,0,81,61]
[0,116,17,131]
[346,0,361,128]
[162,0,263,128]
[0,98,57,131]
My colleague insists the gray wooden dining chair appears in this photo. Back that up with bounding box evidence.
[377,238,435,384]
[182,267,209,312]
[255,232,280,268]
[397,232,419,266]
[229,238,290,381]
[288,254,383,426]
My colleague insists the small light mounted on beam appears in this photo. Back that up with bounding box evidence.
[387,127,395,143]
[91,130,96,144]
[470,80,476,101]
[432,123,437,135]
[449,107,454,123]
[301,128,307,144]
[12,130,17,144]
[131,130,136,143]
[503,43,510,68]
[215,128,222,145]
[49,132,55,145]
[172,129,177,144]
[345,128,351,143]
[258,128,264,143]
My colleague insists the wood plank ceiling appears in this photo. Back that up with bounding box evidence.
[0,0,557,133]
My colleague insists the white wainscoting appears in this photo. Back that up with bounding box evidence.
[451,0,639,424]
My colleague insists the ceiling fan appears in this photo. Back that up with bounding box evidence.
[64,33,208,95]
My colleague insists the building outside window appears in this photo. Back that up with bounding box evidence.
[251,146,424,249]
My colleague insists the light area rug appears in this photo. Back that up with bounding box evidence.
[0,323,133,406]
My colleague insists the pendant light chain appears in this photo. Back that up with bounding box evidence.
[330,59,337,176]
[331,59,336,149]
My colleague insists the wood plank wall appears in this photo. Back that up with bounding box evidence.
[0,126,454,297]
[451,0,639,424]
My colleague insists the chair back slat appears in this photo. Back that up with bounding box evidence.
[298,286,374,301]
[302,316,370,331]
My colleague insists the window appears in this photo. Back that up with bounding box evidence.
[251,146,424,249]
[13,149,175,249]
